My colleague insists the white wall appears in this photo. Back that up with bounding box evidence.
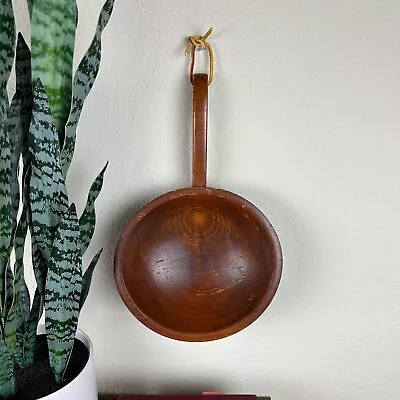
[12,0,400,398]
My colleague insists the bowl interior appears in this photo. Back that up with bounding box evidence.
[115,188,282,341]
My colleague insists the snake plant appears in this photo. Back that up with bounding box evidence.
[0,0,114,397]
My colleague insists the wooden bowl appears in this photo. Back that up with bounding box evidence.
[114,187,282,341]
[114,74,282,341]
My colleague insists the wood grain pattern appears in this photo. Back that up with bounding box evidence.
[114,74,282,342]
[192,74,208,187]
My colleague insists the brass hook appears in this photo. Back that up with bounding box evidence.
[185,27,214,85]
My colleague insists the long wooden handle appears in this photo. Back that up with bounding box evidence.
[192,74,208,187]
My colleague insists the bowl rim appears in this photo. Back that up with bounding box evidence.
[114,186,283,342]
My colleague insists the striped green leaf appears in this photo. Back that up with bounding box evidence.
[27,0,34,17]
[16,287,42,368]
[29,80,68,271]
[7,95,22,238]
[15,33,33,171]
[32,237,48,295]
[4,262,13,317]
[13,209,31,368]
[14,210,28,300]
[0,336,15,398]
[4,283,18,363]
[14,169,32,368]
[23,164,47,295]
[0,0,15,88]
[80,248,103,310]
[1,96,22,320]
[61,0,115,176]
[15,281,29,337]
[31,0,78,144]
[14,178,30,323]
[13,168,31,368]
[0,86,12,299]
[79,163,107,255]
[21,163,46,298]
[45,204,82,383]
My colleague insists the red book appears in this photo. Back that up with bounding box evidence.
[118,396,260,400]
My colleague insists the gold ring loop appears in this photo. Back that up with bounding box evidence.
[185,27,214,85]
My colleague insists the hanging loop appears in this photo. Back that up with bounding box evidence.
[185,27,214,85]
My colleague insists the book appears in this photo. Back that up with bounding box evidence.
[118,396,261,400]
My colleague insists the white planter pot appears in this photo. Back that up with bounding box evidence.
[37,325,98,400]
